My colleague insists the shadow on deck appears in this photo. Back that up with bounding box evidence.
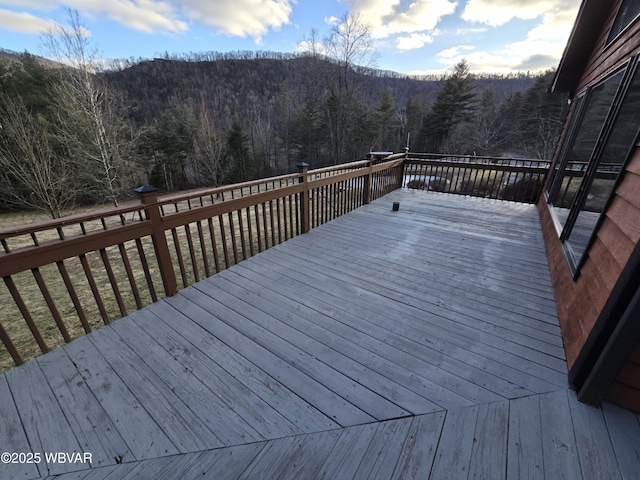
[2,190,639,479]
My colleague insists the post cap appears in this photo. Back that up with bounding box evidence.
[296,162,309,168]
[134,185,158,194]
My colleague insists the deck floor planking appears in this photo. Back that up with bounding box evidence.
[2,190,640,479]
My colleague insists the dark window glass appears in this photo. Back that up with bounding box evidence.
[549,70,625,230]
[608,0,640,46]
[546,95,585,203]
[565,66,640,264]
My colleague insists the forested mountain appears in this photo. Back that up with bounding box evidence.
[0,46,567,217]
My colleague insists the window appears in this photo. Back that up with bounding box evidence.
[607,0,640,46]
[547,59,640,274]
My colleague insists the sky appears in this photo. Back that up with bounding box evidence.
[0,0,582,75]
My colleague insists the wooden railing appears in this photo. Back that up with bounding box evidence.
[0,154,404,369]
[404,153,550,203]
[0,152,550,370]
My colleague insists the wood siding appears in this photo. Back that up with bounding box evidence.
[540,0,640,412]
[575,1,640,94]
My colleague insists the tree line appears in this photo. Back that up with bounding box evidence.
[0,12,567,218]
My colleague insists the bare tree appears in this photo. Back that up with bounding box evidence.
[0,95,76,218]
[186,98,230,187]
[42,9,134,207]
[320,13,378,163]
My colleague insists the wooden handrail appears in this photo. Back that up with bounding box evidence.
[0,151,551,370]
[0,154,406,369]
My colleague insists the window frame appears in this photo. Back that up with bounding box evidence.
[547,57,640,277]
[606,0,640,48]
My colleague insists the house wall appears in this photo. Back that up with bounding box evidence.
[539,0,640,412]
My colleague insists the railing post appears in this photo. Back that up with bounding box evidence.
[399,148,409,188]
[296,163,311,234]
[363,156,373,205]
[135,186,178,296]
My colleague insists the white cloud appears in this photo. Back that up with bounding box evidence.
[0,8,58,33]
[462,0,546,26]
[84,0,187,34]
[181,0,293,38]
[324,15,339,25]
[461,0,579,26]
[0,0,295,39]
[436,44,474,62]
[345,0,457,38]
[422,0,581,73]
[427,36,564,75]
[396,32,434,50]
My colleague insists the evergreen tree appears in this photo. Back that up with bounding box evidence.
[422,60,478,152]
[373,87,400,151]
[227,120,253,182]
[470,85,504,155]
[405,94,430,151]
[145,104,195,191]
[291,95,323,165]
[516,71,569,159]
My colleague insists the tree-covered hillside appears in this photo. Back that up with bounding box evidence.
[0,43,567,217]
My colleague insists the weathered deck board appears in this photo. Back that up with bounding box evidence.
[272,239,563,348]
[36,348,132,468]
[4,361,87,477]
[61,336,181,460]
[143,300,341,434]
[218,267,534,402]
[246,248,568,381]
[232,260,566,392]
[3,190,640,480]
[0,375,40,480]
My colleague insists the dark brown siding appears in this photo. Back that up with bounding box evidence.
[575,1,640,94]
[539,0,640,412]
[608,344,640,411]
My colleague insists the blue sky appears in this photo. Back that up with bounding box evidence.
[0,0,581,75]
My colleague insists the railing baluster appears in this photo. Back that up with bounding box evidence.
[218,215,230,269]
[0,317,22,366]
[4,276,48,354]
[269,200,276,247]
[57,260,91,333]
[276,197,283,245]
[135,239,158,303]
[118,244,143,310]
[79,254,110,324]
[246,207,255,257]
[228,212,239,265]
[207,218,221,273]
[31,267,71,343]
[171,229,189,288]
[197,221,211,278]
[100,249,127,317]
[237,210,247,259]
[184,224,200,282]
[254,204,263,252]
[261,203,269,249]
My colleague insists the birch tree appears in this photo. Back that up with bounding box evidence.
[43,9,134,206]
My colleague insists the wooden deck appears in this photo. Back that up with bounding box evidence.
[2,189,640,479]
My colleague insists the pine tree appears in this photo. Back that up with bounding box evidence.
[373,87,400,151]
[227,120,253,182]
[422,60,478,152]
